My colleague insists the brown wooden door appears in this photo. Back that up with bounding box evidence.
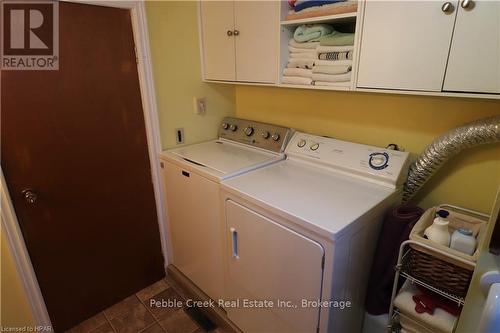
[1,3,164,331]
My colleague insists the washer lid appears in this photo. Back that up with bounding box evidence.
[221,160,397,239]
[166,140,282,178]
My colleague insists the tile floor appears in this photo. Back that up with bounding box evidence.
[66,278,220,333]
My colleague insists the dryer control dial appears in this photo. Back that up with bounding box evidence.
[271,133,280,141]
[221,122,229,130]
[369,152,389,170]
[229,124,238,132]
[297,139,307,147]
[310,143,320,151]
[261,131,270,139]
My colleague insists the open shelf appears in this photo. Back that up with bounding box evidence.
[278,82,351,91]
[281,12,357,26]
[399,248,466,306]
[391,308,455,333]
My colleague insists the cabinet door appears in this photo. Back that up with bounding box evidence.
[357,1,458,91]
[443,1,500,93]
[225,200,324,333]
[200,1,236,80]
[163,161,224,300]
[234,1,279,83]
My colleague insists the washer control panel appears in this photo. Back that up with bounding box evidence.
[219,117,293,153]
[287,132,411,188]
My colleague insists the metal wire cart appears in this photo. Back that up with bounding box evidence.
[387,205,490,333]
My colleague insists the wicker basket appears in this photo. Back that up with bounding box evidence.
[407,204,489,298]
[404,247,472,298]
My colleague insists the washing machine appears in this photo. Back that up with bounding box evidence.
[159,117,293,302]
[220,131,411,333]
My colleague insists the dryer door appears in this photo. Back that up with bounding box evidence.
[225,199,325,333]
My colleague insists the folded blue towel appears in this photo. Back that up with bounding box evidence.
[294,0,346,12]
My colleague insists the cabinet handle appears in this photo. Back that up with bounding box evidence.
[233,29,240,36]
[230,227,239,259]
[441,1,455,13]
[227,30,233,36]
[461,0,473,9]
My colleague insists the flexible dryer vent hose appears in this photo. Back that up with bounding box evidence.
[402,115,500,203]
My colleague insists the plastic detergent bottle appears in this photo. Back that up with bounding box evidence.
[424,209,451,247]
[451,228,477,255]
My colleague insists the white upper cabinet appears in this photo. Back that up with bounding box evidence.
[234,1,279,83]
[357,1,458,91]
[200,1,236,81]
[199,1,279,83]
[443,0,500,94]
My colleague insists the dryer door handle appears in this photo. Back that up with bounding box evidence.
[230,227,239,259]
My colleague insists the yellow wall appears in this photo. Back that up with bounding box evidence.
[146,1,499,213]
[236,86,500,213]
[146,1,235,150]
[1,228,35,327]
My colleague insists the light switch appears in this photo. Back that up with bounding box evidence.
[193,97,206,115]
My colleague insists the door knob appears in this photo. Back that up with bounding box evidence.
[226,30,233,36]
[233,29,240,36]
[21,188,38,204]
[441,1,455,13]
[461,0,473,9]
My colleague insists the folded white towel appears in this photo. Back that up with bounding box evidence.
[315,59,352,66]
[290,52,317,59]
[393,282,457,333]
[312,64,351,75]
[282,76,312,85]
[289,39,320,49]
[288,46,317,53]
[314,81,349,86]
[316,45,354,53]
[312,72,351,82]
[400,316,434,333]
[283,68,313,78]
[287,58,315,69]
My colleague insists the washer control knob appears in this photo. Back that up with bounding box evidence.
[310,143,320,151]
[229,124,238,132]
[271,133,280,141]
[261,131,270,139]
[244,126,254,136]
[369,152,389,170]
[221,122,229,130]
[297,139,307,147]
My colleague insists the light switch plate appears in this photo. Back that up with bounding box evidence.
[193,97,206,115]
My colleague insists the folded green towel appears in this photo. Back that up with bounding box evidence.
[294,24,334,43]
[319,30,355,46]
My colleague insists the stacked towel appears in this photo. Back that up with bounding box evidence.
[317,45,354,60]
[293,24,333,42]
[283,37,318,85]
[319,30,355,46]
[312,44,353,84]
[313,64,351,75]
[394,282,457,333]
[287,58,315,70]
[293,0,346,12]
[282,76,313,85]
[283,68,313,78]
[285,1,358,21]
[283,24,355,86]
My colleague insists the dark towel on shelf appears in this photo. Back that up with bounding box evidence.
[294,0,345,12]
[365,204,425,315]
